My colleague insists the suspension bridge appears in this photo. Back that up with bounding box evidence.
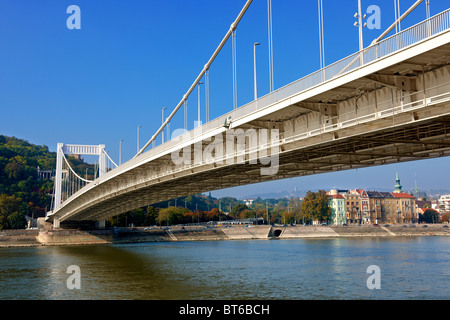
[46,0,450,229]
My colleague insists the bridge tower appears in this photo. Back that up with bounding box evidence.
[53,143,107,228]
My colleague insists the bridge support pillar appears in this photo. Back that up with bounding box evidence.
[53,217,60,230]
[98,220,106,229]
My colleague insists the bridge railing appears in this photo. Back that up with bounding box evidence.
[224,8,450,124]
[286,80,450,142]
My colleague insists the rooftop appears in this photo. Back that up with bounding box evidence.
[329,194,344,199]
[391,193,416,199]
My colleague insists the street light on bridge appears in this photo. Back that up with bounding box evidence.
[253,42,260,101]
[354,0,367,65]
[198,82,203,127]
[161,107,167,143]
[137,125,142,153]
[119,139,124,166]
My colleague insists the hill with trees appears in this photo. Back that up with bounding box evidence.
[0,135,56,229]
[0,135,97,229]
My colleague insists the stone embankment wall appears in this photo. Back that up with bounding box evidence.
[329,224,450,237]
[36,230,110,246]
[279,226,340,238]
[1,224,449,248]
[220,226,271,240]
[0,229,40,247]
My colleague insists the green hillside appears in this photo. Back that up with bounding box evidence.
[0,135,96,229]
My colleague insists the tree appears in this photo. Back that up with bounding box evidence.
[157,206,188,225]
[8,211,26,229]
[130,208,146,226]
[230,203,248,218]
[0,194,26,229]
[4,162,23,181]
[300,190,331,224]
[205,208,220,221]
[419,209,440,224]
[109,211,133,227]
[238,209,255,220]
[441,212,450,224]
[281,211,295,225]
[145,206,158,226]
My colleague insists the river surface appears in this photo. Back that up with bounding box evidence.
[1,237,449,300]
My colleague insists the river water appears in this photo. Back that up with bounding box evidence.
[0,237,449,300]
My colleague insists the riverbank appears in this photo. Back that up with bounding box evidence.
[1,224,449,248]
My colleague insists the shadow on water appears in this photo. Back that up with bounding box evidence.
[0,244,201,300]
[46,243,202,300]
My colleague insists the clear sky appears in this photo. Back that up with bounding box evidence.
[1,0,449,198]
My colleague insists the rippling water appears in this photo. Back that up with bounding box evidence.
[1,237,449,300]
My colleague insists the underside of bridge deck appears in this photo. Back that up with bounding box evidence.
[58,110,450,227]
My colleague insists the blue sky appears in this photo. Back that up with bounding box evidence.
[1,0,449,198]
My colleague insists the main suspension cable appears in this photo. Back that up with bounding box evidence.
[134,0,254,158]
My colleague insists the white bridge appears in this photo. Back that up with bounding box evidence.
[46,2,450,228]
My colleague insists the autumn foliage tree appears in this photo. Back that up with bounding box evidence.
[300,190,331,224]
[441,212,450,223]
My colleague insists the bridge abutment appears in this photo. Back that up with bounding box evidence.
[53,217,60,229]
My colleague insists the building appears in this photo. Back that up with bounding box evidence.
[393,171,403,193]
[367,191,386,224]
[392,193,416,223]
[37,166,53,181]
[379,192,397,224]
[243,198,255,206]
[328,173,417,224]
[351,189,370,224]
[416,199,432,209]
[344,192,361,224]
[438,195,450,213]
[328,192,346,225]
[70,154,84,161]
[431,199,440,211]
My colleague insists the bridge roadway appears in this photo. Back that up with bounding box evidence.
[47,12,450,228]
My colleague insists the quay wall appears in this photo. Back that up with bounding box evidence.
[0,229,40,247]
[0,224,449,248]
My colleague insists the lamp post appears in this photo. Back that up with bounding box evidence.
[198,82,203,127]
[119,139,123,166]
[253,42,260,101]
[354,0,367,65]
[162,107,167,143]
[137,126,142,153]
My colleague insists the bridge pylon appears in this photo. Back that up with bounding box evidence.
[52,143,107,229]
